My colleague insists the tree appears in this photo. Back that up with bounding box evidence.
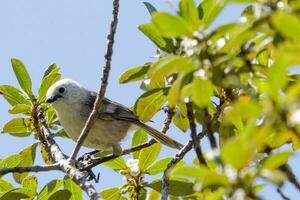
[0,0,300,199]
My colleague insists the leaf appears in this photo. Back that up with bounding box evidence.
[0,188,30,200]
[179,0,200,29]
[198,171,230,189]
[262,151,292,170]
[148,56,197,85]
[0,154,22,169]
[43,64,60,78]
[171,165,209,178]
[192,77,213,108]
[37,179,63,200]
[13,143,38,184]
[8,104,31,115]
[119,63,150,84]
[100,187,121,200]
[2,118,32,137]
[11,58,32,97]
[131,129,148,159]
[152,12,191,37]
[22,175,38,197]
[260,169,287,185]
[139,143,161,171]
[172,105,189,132]
[138,24,174,52]
[147,189,160,200]
[63,176,82,200]
[102,157,127,170]
[143,2,157,15]
[0,179,14,193]
[38,72,61,102]
[134,88,167,122]
[198,0,225,27]
[271,12,300,41]
[147,178,194,196]
[0,85,30,106]
[48,190,71,200]
[145,157,172,175]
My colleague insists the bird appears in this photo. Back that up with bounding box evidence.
[46,78,183,155]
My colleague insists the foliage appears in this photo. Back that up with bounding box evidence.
[1,0,300,199]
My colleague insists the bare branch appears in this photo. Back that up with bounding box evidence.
[83,107,175,170]
[277,188,290,200]
[280,164,300,191]
[0,164,60,176]
[186,102,206,165]
[70,0,120,160]
[37,107,99,200]
[161,141,193,200]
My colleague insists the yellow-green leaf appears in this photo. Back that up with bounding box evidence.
[11,58,32,97]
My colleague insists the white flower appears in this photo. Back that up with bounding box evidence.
[126,159,140,177]
[206,148,220,160]
[216,38,226,49]
[289,109,300,126]
[230,188,246,200]
[277,1,284,9]
[180,37,201,56]
[224,165,237,181]
[239,16,247,23]
[194,69,207,80]
[193,182,202,192]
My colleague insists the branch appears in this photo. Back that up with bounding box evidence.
[70,0,120,160]
[0,164,60,176]
[37,107,99,199]
[277,188,290,200]
[186,102,206,165]
[82,107,175,170]
[161,141,193,200]
[280,164,300,191]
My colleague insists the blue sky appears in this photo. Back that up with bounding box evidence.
[0,1,299,199]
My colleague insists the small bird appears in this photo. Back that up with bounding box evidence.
[46,79,183,155]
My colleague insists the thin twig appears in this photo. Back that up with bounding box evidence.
[161,141,193,200]
[0,164,60,176]
[186,102,207,165]
[280,164,300,191]
[277,188,290,200]
[70,0,120,160]
[82,107,175,170]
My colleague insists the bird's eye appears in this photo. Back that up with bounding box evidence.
[58,87,65,93]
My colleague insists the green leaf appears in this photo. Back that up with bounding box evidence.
[192,77,213,108]
[262,152,292,170]
[100,187,121,200]
[198,171,230,189]
[147,189,160,200]
[43,64,60,78]
[0,188,30,200]
[48,190,71,200]
[257,49,270,67]
[63,177,82,200]
[102,157,127,170]
[198,0,225,27]
[139,143,161,171]
[138,24,174,52]
[147,178,194,196]
[143,2,157,15]
[148,56,197,85]
[172,105,189,132]
[37,179,63,200]
[253,184,266,193]
[171,165,209,178]
[0,85,30,106]
[119,63,150,84]
[22,175,38,197]
[179,0,200,29]
[131,129,148,159]
[145,157,172,175]
[0,179,14,193]
[38,72,61,102]
[2,118,32,137]
[260,169,287,185]
[271,12,300,40]
[11,58,32,97]
[0,154,22,169]
[152,12,191,37]
[13,143,38,184]
[134,88,167,122]
[8,104,31,115]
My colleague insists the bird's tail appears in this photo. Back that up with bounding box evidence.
[135,122,183,150]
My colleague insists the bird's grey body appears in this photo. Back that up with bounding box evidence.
[46,79,182,155]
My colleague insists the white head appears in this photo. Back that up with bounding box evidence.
[46,79,89,107]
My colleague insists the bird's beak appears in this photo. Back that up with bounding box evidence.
[46,95,62,103]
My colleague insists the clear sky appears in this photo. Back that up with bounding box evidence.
[0,1,299,199]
